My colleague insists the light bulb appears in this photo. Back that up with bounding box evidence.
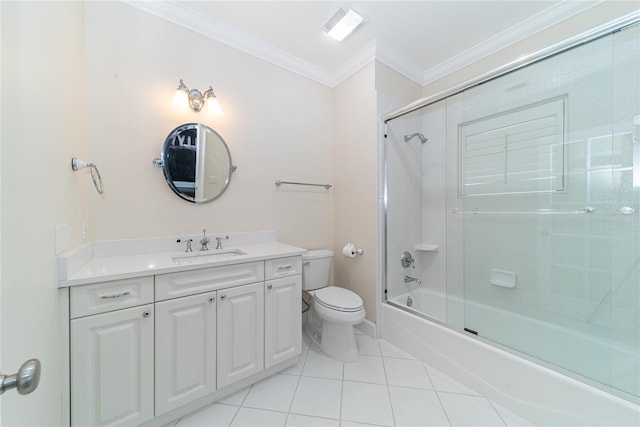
[206,95,223,115]
[172,88,189,112]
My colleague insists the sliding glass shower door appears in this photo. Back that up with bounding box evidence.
[457,23,639,398]
[384,20,639,399]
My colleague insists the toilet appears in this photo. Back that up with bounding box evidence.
[303,249,365,362]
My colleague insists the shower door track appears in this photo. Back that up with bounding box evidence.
[383,10,640,123]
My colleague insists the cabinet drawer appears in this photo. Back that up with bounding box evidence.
[265,256,302,279]
[156,261,264,301]
[70,276,154,319]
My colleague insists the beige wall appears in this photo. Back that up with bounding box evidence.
[1,1,87,425]
[84,2,334,250]
[375,62,423,105]
[332,61,421,323]
[332,62,377,321]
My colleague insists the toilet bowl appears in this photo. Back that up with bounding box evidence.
[303,250,365,362]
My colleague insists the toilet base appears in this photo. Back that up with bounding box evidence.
[320,322,359,362]
[305,305,361,362]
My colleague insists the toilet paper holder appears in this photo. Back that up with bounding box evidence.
[342,243,364,257]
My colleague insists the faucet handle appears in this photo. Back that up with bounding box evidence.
[401,251,415,268]
[177,238,193,252]
[215,235,229,250]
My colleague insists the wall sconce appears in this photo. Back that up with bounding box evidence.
[172,79,223,115]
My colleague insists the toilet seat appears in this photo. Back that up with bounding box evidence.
[314,286,363,312]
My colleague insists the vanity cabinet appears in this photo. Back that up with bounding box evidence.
[68,255,302,426]
[264,257,302,369]
[155,291,217,416]
[217,282,264,388]
[70,304,155,426]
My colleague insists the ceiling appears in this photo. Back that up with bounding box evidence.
[127,1,599,87]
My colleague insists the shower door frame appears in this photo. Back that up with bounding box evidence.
[380,10,640,404]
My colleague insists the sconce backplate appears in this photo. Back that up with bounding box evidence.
[188,89,205,111]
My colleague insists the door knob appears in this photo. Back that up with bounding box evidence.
[0,359,41,395]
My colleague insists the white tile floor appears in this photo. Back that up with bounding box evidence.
[172,330,534,427]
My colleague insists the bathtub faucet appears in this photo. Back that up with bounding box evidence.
[404,275,422,285]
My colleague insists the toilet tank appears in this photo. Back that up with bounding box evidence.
[302,250,333,291]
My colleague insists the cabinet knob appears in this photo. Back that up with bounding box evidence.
[219,295,226,301]
[267,284,273,290]
[142,310,151,318]
[209,296,215,303]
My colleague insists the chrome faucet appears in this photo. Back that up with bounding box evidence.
[404,275,422,285]
[199,229,210,251]
[177,238,193,252]
[215,235,229,250]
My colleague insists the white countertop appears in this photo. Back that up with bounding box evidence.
[58,232,306,287]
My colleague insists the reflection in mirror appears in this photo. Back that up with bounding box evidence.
[159,123,235,203]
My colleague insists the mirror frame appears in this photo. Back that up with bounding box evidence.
[160,123,234,203]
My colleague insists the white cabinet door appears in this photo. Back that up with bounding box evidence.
[264,275,302,369]
[155,291,217,416]
[217,282,264,388]
[71,304,154,426]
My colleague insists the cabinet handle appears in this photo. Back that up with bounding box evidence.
[267,284,273,290]
[219,295,226,301]
[209,296,215,303]
[100,291,131,299]
[142,310,151,318]
[303,261,310,267]
[277,265,293,271]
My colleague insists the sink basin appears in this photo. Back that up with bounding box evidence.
[172,249,247,264]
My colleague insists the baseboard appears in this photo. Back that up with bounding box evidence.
[355,318,376,338]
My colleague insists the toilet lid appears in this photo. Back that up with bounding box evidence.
[314,287,363,312]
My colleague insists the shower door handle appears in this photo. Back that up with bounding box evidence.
[0,359,41,395]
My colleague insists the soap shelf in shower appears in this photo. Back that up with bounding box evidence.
[415,243,438,252]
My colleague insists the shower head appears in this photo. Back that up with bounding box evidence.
[404,133,428,144]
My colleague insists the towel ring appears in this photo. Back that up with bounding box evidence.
[72,158,104,195]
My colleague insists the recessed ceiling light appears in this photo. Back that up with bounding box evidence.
[324,8,363,42]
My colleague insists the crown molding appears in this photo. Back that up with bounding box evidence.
[421,0,603,86]
[122,0,335,86]
[375,40,426,85]
[123,0,425,87]
[329,40,377,86]
[123,0,602,89]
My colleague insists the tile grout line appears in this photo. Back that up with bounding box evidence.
[227,387,250,426]
[421,361,453,427]
[486,398,509,427]
[421,361,437,391]
[284,343,312,424]
[433,389,454,427]
[338,353,345,425]
[224,403,241,427]
[378,337,398,427]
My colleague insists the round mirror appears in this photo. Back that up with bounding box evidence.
[159,123,235,203]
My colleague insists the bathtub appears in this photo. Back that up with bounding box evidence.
[383,291,640,426]
[389,289,447,322]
